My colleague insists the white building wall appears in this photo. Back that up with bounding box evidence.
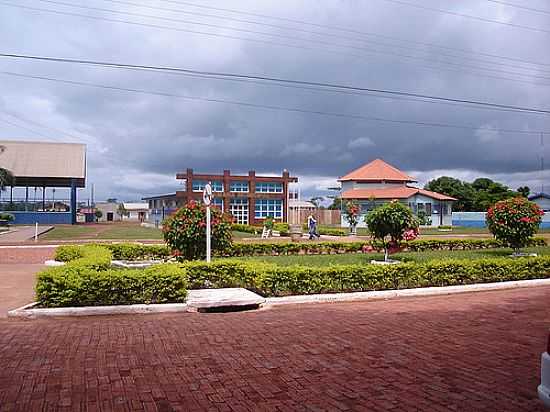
[533,197,550,211]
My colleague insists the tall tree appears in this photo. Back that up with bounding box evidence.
[327,195,342,210]
[309,196,324,208]
[424,176,475,211]
[517,186,530,198]
[425,176,517,212]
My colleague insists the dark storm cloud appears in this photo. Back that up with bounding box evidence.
[0,0,549,200]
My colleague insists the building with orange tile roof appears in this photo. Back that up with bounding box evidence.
[339,159,456,227]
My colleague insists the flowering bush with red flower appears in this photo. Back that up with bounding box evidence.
[343,200,361,230]
[486,197,543,252]
[365,200,419,261]
[163,200,233,260]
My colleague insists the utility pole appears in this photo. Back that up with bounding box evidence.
[541,132,545,194]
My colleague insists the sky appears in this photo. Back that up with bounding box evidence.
[0,0,549,203]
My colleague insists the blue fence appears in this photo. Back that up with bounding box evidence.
[9,212,72,225]
[452,212,550,229]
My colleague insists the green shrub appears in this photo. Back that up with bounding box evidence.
[0,213,14,222]
[102,243,171,260]
[182,256,550,297]
[54,245,112,270]
[301,225,347,236]
[487,197,544,252]
[163,201,233,260]
[365,201,419,261]
[232,224,261,234]
[274,223,289,236]
[36,263,187,307]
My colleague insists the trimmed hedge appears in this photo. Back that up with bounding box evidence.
[40,245,185,307]
[232,224,261,234]
[55,244,172,262]
[55,238,548,263]
[302,224,348,236]
[37,263,187,307]
[226,238,547,257]
[181,256,550,297]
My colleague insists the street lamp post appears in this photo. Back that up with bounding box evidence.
[202,181,213,263]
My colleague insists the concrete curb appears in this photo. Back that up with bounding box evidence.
[8,302,189,318]
[265,278,550,306]
[7,278,550,318]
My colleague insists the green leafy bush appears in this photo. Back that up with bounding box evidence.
[301,225,347,236]
[36,263,187,307]
[232,224,261,234]
[274,223,290,236]
[163,201,233,260]
[487,197,544,252]
[365,201,419,261]
[102,243,171,260]
[182,256,550,297]
[54,245,112,270]
[0,213,14,222]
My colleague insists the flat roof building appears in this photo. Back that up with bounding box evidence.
[145,169,297,225]
[0,140,86,224]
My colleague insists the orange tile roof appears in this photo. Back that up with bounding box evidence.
[342,187,456,201]
[339,159,417,182]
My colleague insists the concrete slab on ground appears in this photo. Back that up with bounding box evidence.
[187,288,265,310]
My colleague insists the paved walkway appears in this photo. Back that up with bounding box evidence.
[1,286,549,411]
[0,226,53,244]
[0,264,42,317]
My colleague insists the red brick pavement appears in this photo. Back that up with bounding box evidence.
[0,246,55,264]
[1,287,549,411]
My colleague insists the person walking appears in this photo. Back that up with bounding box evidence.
[307,213,320,240]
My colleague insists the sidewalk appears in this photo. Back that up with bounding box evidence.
[0,225,53,244]
[0,264,42,317]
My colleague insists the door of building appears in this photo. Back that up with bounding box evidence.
[230,199,249,225]
[107,212,113,222]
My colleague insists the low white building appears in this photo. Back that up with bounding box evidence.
[122,202,149,222]
[529,193,550,212]
[95,202,121,222]
[339,159,456,227]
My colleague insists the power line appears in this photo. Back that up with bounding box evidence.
[0,115,65,142]
[486,0,550,16]
[157,0,550,68]
[96,0,550,75]
[1,69,548,135]
[27,0,550,82]
[3,1,550,87]
[2,53,550,115]
[379,0,550,35]
[1,110,87,143]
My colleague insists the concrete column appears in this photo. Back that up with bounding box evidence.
[70,179,77,224]
[248,171,256,225]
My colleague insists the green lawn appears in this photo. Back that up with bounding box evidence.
[41,224,163,240]
[96,226,164,240]
[319,225,550,236]
[232,230,261,239]
[41,225,100,240]
[42,224,260,241]
[238,246,550,266]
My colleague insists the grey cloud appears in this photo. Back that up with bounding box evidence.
[0,0,548,200]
